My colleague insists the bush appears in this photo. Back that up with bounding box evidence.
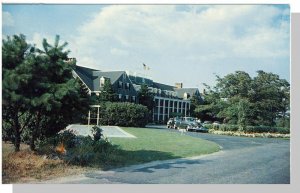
[2,121,14,142]
[36,130,77,154]
[99,102,150,127]
[245,126,289,134]
[206,124,289,134]
[203,124,213,130]
[65,136,120,167]
[91,126,103,142]
[58,130,77,148]
[219,124,239,132]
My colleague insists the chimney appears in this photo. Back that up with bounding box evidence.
[175,83,183,89]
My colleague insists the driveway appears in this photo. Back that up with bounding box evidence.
[45,127,290,184]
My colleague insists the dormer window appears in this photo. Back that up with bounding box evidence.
[184,92,190,99]
[100,76,105,87]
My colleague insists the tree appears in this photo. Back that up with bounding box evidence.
[138,84,155,111]
[2,34,35,151]
[190,94,203,117]
[95,78,117,102]
[198,70,290,127]
[250,71,290,126]
[2,34,91,151]
[26,35,91,150]
[215,71,252,98]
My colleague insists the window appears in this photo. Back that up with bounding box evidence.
[118,94,122,100]
[184,92,190,99]
[100,77,105,87]
[126,82,130,89]
[132,96,136,102]
[125,95,129,100]
[118,81,123,88]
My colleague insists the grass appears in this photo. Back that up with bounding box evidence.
[2,142,90,183]
[2,127,220,183]
[108,127,220,166]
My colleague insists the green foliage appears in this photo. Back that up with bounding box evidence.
[244,126,289,134]
[205,123,289,134]
[2,34,35,151]
[2,34,92,151]
[91,126,103,142]
[199,70,290,129]
[190,95,203,116]
[94,79,117,102]
[138,84,155,111]
[64,137,119,167]
[99,102,150,127]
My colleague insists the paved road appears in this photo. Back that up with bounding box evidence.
[46,127,290,184]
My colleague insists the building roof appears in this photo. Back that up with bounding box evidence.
[153,82,175,91]
[175,88,201,98]
[74,66,125,91]
[128,75,154,87]
[93,71,125,91]
[73,66,96,90]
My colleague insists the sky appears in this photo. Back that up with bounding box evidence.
[2,4,290,91]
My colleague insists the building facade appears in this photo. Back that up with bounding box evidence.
[73,65,203,123]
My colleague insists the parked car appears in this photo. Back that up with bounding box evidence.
[177,117,201,131]
[167,118,174,128]
[167,117,181,129]
[194,126,209,133]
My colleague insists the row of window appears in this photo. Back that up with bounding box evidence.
[155,100,190,108]
[118,81,131,90]
[118,94,136,102]
[99,76,131,91]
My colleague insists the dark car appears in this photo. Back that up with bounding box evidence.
[177,117,202,131]
[194,126,209,133]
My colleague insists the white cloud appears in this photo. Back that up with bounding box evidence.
[3,11,15,27]
[28,33,55,49]
[67,5,289,86]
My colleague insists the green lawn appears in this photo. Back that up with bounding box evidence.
[108,127,220,167]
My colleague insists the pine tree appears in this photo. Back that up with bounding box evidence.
[138,84,155,111]
[2,34,92,151]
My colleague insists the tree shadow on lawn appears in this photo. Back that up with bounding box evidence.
[101,149,182,170]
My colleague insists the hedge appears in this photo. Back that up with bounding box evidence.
[203,124,289,134]
[98,102,150,127]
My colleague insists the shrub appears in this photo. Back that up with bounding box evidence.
[203,124,213,130]
[99,102,150,127]
[36,130,77,154]
[206,124,289,134]
[219,124,239,132]
[91,126,103,142]
[244,126,289,134]
[58,130,77,148]
[65,136,120,167]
